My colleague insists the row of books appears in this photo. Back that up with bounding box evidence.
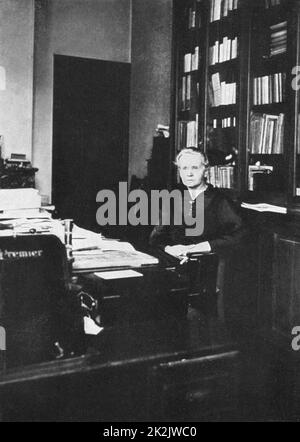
[183,47,200,73]
[177,114,199,150]
[253,72,285,105]
[212,116,236,129]
[248,165,273,191]
[187,3,202,29]
[270,21,287,57]
[180,75,199,111]
[265,0,281,8]
[209,37,238,65]
[177,117,199,150]
[249,112,285,154]
[207,165,235,189]
[209,73,236,107]
[210,0,239,22]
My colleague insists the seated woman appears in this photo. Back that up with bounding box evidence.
[149,148,244,260]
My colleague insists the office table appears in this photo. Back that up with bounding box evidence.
[0,311,239,422]
[0,237,239,421]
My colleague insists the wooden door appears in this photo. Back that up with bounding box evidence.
[52,55,130,231]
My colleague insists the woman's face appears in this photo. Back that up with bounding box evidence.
[178,153,206,189]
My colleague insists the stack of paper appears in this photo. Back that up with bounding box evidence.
[71,224,158,271]
[0,188,47,220]
[72,226,134,253]
[72,249,158,272]
[0,189,41,210]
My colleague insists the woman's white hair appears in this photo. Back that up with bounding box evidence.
[175,148,209,169]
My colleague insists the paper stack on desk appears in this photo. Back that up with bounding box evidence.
[0,193,159,271]
[72,228,158,272]
[72,249,158,272]
[72,227,136,253]
[0,188,41,210]
[0,188,51,220]
[0,188,55,236]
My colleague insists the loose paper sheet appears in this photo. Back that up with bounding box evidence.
[94,269,144,280]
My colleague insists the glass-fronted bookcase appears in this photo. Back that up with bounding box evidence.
[172,0,300,210]
[288,0,300,207]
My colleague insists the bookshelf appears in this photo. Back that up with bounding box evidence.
[172,0,300,208]
[206,0,241,190]
[174,0,205,154]
[248,0,288,196]
[290,2,300,202]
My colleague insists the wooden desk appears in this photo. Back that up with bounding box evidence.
[0,313,239,422]
[76,265,189,327]
[0,243,240,421]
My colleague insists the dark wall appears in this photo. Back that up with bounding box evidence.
[129,0,173,184]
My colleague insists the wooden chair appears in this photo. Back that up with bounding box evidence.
[184,253,220,317]
[0,235,83,370]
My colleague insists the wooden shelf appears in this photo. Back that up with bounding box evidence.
[180,70,201,77]
[209,11,240,30]
[260,53,287,62]
[209,104,237,117]
[249,153,284,156]
[251,103,286,113]
[209,58,239,73]
[177,110,199,118]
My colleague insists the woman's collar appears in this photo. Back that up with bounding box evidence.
[188,184,208,201]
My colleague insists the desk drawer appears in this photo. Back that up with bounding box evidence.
[99,290,187,326]
[78,269,189,326]
[148,350,240,421]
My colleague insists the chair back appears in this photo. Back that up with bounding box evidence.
[0,235,73,369]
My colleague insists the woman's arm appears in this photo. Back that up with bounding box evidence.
[209,196,245,254]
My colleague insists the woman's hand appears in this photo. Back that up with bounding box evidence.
[165,241,211,258]
[188,241,211,254]
[164,244,193,258]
